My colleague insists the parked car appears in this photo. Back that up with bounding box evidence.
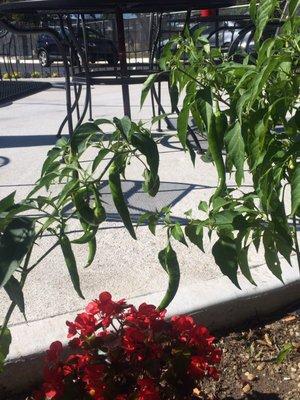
[36,26,119,67]
[156,21,254,60]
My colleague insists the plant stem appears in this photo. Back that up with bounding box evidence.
[26,241,60,273]
[0,246,32,339]
[0,241,59,338]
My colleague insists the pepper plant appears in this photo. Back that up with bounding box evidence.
[140,0,300,286]
[0,118,163,369]
[0,0,299,373]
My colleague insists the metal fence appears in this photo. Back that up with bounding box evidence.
[0,4,250,81]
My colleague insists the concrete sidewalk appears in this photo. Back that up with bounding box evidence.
[0,84,299,396]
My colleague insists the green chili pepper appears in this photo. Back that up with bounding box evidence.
[157,244,180,310]
[109,160,136,239]
[209,111,227,198]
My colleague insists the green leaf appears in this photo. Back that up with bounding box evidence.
[0,327,11,372]
[195,89,226,197]
[212,236,240,288]
[41,147,61,177]
[4,276,25,316]
[289,0,300,17]
[291,164,300,215]
[254,0,279,43]
[214,210,237,227]
[93,118,114,126]
[71,122,101,155]
[225,122,245,186]
[171,223,188,246]
[131,130,160,197]
[92,148,110,173]
[0,217,35,288]
[0,192,16,212]
[60,235,84,299]
[249,0,257,22]
[27,172,59,197]
[185,223,204,252]
[177,96,190,149]
[198,201,208,213]
[235,233,256,285]
[73,188,99,227]
[57,179,79,208]
[131,131,159,177]
[109,159,136,239]
[141,73,158,108]
[169,83,179,113]
[263,230,283,281]
[276,343,294,364]
[158,244,180,310]
[238,245,256,285]
[114,116,132,140]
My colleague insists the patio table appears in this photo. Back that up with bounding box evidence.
[0,0,235,135]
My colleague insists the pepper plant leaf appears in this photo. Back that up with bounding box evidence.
[4,276,26,317]
[291,163,300,215]
[0,327,11,372]
[225,122,245,186]
[0,217,35,288]
[212,236,240,288]
[60,234,84,299]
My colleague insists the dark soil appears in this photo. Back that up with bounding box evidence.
[201,309,300,400]
[6,309,300,400]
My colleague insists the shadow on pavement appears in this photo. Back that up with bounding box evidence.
[63,179,207,225]
[0,134,58,148]
[0,155,9,167]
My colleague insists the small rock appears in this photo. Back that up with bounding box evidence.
[242,383,252,394]
[245,372,255,381]
[291,367,297,373]
[257,362,265,371]
[264,333,273,347]
[282,315,297,323]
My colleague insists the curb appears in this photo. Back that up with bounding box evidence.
[1,259,299,398]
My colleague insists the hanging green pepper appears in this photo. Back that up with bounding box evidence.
[109,160,136,239]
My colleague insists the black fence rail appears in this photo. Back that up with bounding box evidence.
[0,3,250,81]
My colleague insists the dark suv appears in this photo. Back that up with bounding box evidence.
[36,27,119,67]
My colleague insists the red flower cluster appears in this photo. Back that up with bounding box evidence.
[35,292,221,400]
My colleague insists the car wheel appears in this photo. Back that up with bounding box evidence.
[38,50,51,67]
[106,52,119,66]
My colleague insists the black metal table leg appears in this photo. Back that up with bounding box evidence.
[115,8,131,118]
